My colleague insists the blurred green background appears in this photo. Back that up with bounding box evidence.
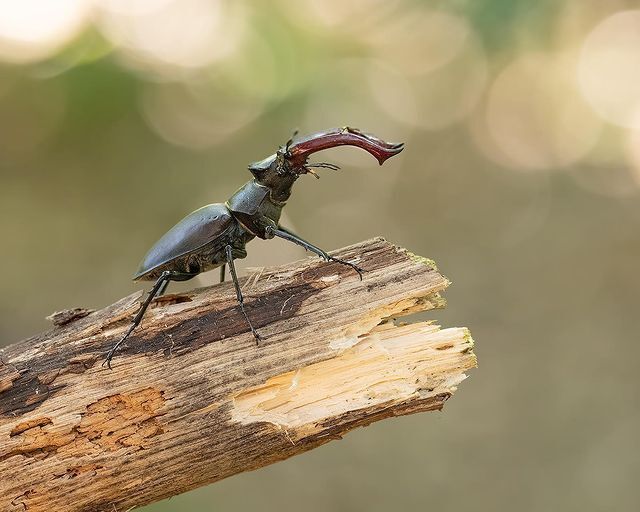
[1,0,640,510]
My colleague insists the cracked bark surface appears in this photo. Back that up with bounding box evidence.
[0,238,477,511]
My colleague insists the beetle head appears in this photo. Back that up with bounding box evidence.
[247,129,301,182]
[248,127,404,182]
[247,134,296,182]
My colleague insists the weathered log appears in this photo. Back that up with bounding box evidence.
[0,238,476,511]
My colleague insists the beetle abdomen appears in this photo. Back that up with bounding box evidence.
[134,203,237,280]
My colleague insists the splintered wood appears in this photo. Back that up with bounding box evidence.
[0,238,476,511]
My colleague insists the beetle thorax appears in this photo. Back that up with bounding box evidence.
[226,179,289,238]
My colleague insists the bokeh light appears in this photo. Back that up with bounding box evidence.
[478,52,601,172]
[140,80,263,149]
[578,10,640,129]
[0,0,91,63]
[365,8,488,130]
[95,0,245,74]
[363,9,471,76]
[283,0,402,33]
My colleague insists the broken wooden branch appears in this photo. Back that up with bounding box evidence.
[0,238,476,511]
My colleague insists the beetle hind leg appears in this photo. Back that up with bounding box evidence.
[157,279,170,296]
[103,270,196,369]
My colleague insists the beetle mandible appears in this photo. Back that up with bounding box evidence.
[103,127,404,368]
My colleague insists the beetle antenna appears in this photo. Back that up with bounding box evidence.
[285,129,299,154]
[307,162,341,171]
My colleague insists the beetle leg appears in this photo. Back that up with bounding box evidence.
[266,226,364,280]
[157,279,170,296]
[103,270,196,369]
[219,264,226,283]
[225,245,262,345]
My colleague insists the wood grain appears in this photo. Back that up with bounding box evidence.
[0,238,476,511]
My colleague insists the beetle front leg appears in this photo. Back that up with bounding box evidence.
[103,270,196,369]
[266,226,364,279]
[224,245,262,344]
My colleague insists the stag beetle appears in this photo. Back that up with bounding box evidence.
[103,127,404,368]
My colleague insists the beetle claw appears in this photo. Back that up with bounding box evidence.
[102,353,114,370]
[327,256,365,280]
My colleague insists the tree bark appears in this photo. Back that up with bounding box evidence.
[0,238,476,511]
